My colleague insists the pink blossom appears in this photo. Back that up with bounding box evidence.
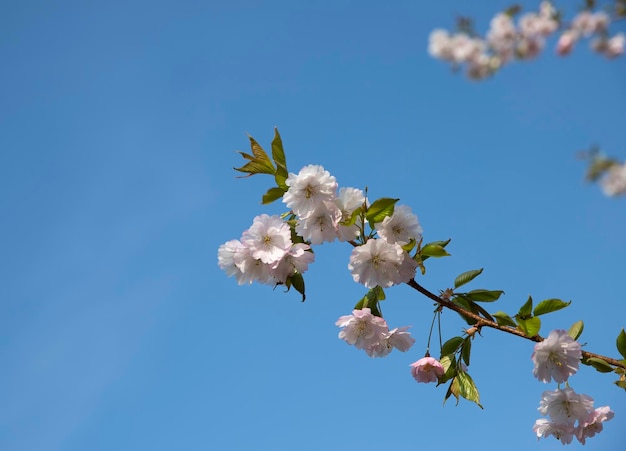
[336,308,388,351]
[410,356,445,383]
[576,406,614,444]
[538,388,594,426]
[366,326,415,358]
[556,31,578,56]
[533,418,575,445]
[531,329,581,383]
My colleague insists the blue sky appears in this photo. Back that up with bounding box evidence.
[1,1,625,450]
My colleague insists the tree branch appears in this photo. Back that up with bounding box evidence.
[406,278,626,371]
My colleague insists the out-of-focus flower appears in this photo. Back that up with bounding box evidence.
[600,163,626,196]
[604,33,625,59]
[556,30,578,56]
[410,356,445,383]
[531,329,581,383]
[428,29,454,60]
[572,11,609,36]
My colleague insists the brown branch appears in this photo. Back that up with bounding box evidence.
[405,278,626,371]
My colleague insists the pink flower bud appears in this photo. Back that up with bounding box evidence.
[410,357,445,383]
[556,31,577,56]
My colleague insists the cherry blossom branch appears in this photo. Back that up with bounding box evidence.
[406,278,626,370]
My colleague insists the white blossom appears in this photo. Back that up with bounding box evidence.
[533,418,575,445]
[538,388,594,426]
[336,308,389,351]
[348,239,414,288]
[283,164,337,218]
[335,187,366,241]
[241,214,293,265]
[217,239,249,284]
[531,329,581,383]
[366,326,415,358]
[295,201,341,244]
[375,205,423,246]
[270,243,315,283]
[576,406,615,444]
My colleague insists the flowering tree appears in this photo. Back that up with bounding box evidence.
[218,128,626,446]
[428,0,626,196]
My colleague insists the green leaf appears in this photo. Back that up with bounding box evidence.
[443,378,460,406]
[372,285,386,301]
[261,186,287,204]
[465,289,504,302]
[456,371,483,408]
[454,269,483,289]
[517,296,533,319]
[586,357,614,373]
[517,316,541,337]
[461,338,472,366]
[354,287,386,315]
[617,329,626,359]
[454,296,494,322]
[339,206,363,227]
[493,311,517,327]
[420,239,451,261]
[568,320,584,340]
[451,297,476,325]
[271,128,288,189]
[401,238,416,253]
[441,337,464,356]
[420,243,451,258]
[287,273,305,302]
[366,197,398,224]
[533,299,571,316]
[234,136,276,176]
[438,354,457,385]
[615,380,626,390]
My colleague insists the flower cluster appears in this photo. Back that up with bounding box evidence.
[429,1,624,80]
[530,330,613,444]
[335,308,415,358]
[348,204,422,289]
[217,214,314,286]
[533,387,614,444]
[283,165,365,244]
